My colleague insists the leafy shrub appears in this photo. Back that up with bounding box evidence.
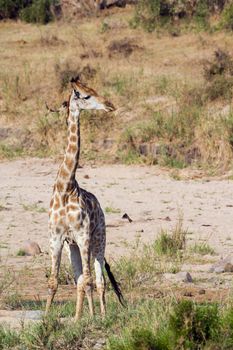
[221,305,233,348]
[203,49,233,81]
[205,75,233,100]
[131,0,228,32]
[0,0,29,19]
[19,0,57,24]
[132,0,161,32]
[108,327,168,350]
[154,217,187,256]
[190,243,215,255]
[203,49,233,100]
[0,325,19,349]
[194,0,209,29]
[221,2,233,30]
[169,300,220,349]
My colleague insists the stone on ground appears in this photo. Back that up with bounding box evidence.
[21,240,41,256]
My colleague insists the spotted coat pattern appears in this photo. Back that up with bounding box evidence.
[45,83,114,320]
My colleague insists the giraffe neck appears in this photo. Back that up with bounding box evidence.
[55,110,81,193]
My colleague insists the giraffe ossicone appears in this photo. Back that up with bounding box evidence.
[45,78,124,321]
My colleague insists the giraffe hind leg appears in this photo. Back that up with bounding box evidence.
[45,231,64,315]
[74,233,94,321]
[92,227,106,317]
[94,255,106,316]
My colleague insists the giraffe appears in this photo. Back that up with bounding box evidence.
[45,77,124,321]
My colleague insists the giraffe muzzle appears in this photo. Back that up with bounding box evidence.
[104,101,116,112]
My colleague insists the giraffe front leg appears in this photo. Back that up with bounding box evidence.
[45,231,64,315]
[74,235,94,321]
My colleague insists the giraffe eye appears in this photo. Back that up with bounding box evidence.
[74,90,80,99]
[83,95,91,100]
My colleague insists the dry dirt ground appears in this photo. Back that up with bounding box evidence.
[0,159,233,325]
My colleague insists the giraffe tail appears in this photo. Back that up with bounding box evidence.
[104,258,126,307]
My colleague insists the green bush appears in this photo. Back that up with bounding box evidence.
[133,0,161,32]
[203,49,233,101]
[0,325,20,349]
[194,0,209,30]
[0,0,29,19]
[20,0,55,24]
[221,2,233,30]
[169,300,220,349]
[131,0,229,32]
[109,327,168,350]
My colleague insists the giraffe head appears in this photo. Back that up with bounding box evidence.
[69,76,115,115]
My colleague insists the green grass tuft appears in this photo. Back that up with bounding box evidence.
[190,243,215,256]
[16,249,26,256]
[105,206,121,214]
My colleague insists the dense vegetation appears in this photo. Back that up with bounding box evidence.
[132,0,233,32]
[1,299,233,350]
[1,1,233,172]
[0,227,232,349]
[1,0,233,28]
[0,0,59,23]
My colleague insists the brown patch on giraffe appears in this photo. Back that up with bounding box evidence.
[68,213,75,222]
[54,201,60,210]
[59,166,70,179]
[53,213,59,223]
[66,157,74,171]
[61,194,68,207]
[70,124,76,134]
[69,196,79,204]
[56,181,64,192]
[68,144,77,154]
[68,204,78,211]
[75,223,81,230]
[59,209,66,216]
[50,198,54,208]
[58,218,66,226]
[70,135,77,143]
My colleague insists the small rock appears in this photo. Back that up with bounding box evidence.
[175,272,193,283]
[209,255,233,273]
[21,240,41,256]
[224,263,233,272]
[215,266,225,274]
[198,289,206,295]
[84,174,90,179]
[93,338,106,350]
[122,213,133,223]
[163,271,193,283]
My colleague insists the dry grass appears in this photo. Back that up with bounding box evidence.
[1,11,233,171]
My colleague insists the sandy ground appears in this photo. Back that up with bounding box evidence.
[1,158,233,326]
[1,158,233,263]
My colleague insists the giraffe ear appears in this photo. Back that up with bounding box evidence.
[70,75,80,84]
[62,101,68,108]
